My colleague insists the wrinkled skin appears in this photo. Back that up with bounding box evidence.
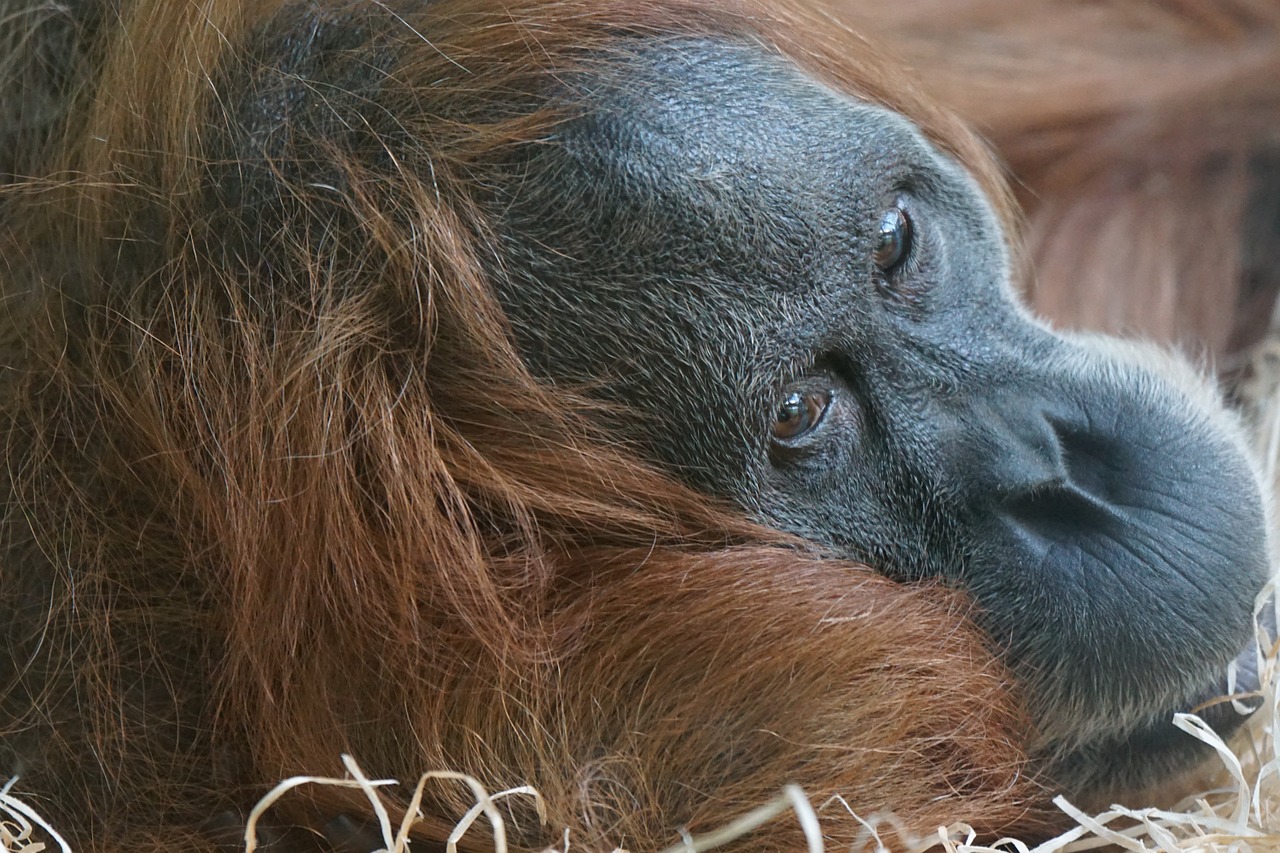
[483,40,1272,794]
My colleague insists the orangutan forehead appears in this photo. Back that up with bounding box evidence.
[484,37,997,302]
[571,38,956,184]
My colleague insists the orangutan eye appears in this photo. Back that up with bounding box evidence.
[873,205,913,273]
[772,389,832,442]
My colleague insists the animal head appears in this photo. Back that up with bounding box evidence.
[0,0,1272,848]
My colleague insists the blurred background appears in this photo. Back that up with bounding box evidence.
[834,0,1280,369]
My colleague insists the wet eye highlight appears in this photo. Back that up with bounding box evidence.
[873,205,913,273]
[772,389,832,442]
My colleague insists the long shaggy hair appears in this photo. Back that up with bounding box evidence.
[0,1,1048,850]
[5,1,1278,850]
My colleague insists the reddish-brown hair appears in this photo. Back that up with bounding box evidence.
[0,1,1056,850]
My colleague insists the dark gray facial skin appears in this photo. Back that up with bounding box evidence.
[481,39,1272,797]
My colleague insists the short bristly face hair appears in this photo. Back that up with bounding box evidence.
[0,0,1271,849]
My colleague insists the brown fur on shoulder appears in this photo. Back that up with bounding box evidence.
[0,1,1053,850]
